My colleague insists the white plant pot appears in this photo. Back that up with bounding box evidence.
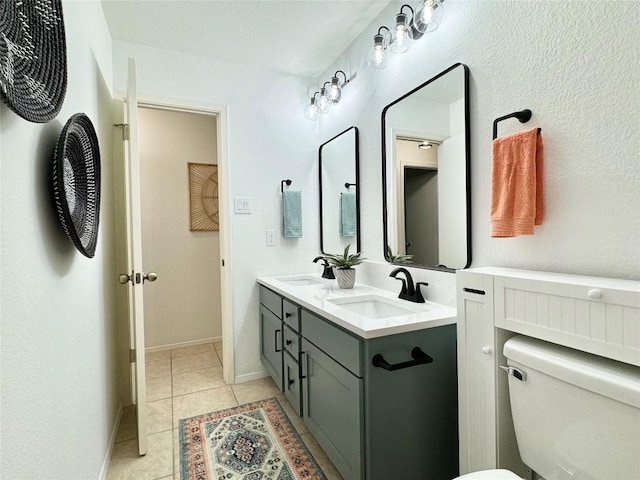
[335,268,356,289]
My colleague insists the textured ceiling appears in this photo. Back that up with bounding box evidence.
[101,0,393,78]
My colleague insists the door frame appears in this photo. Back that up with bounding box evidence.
[116,92,234,386]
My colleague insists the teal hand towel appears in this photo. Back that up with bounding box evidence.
[282,190,303,238]
[340,192,357,237]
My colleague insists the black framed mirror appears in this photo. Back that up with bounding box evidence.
[320,126,360,254]
[382,63,471,271]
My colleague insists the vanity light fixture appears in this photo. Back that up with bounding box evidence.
[367,26,391,71]
[328,70,348,104]
[317,82,332,114]
[418,141,433,149]
[413,0,444,34]
[304,91,320,121]
[390,5,414,54]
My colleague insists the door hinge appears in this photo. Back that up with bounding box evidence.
[113,123,130,140]
[129,348,136,363]
[221,259,225,267]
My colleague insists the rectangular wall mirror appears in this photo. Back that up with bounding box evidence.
[382,63,471,271]
[320,126,360,254]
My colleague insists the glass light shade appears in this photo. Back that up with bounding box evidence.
[304,98,319,121]
[390,13,413,54]
[329,77,342,104]
[367,34,388,71]
[317,87,331,114]
[413,0,444,33]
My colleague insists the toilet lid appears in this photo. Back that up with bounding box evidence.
[456,469,522,480]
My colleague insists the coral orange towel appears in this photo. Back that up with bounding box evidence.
[490,127,544,237]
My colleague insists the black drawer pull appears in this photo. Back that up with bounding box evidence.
[372,347,433,371]
[463,287,485,295]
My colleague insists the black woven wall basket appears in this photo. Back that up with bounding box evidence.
[0,0,67,123]
[52,113,101,258]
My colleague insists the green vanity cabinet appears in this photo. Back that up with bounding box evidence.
[259,286,284,391]
[258,285,458,480]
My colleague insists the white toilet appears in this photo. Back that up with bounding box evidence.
[455,335,640,480]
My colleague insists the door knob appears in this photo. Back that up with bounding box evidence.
[118,273,132,285]
[143,272,158,283]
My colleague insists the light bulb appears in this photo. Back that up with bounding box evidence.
[317,87,331,114]
[304,97,318,121]
[414,0,443,33]
[329,77,342,104]
[367,33,388,71]
[390,12,413,54]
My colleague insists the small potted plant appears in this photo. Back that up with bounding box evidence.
[324,244,365,289]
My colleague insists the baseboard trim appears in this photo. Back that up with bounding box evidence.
[99,402,123,480]
[234,370,269,384]
[146,336,222,353]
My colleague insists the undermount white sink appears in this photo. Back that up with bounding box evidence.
[327,295,424,319]
[273,276,325,287]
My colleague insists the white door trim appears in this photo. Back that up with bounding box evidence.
[120,92,235,385]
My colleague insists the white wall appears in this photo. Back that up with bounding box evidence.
[0,1,120,479]
[319,0,640,285]
[138,108,221,348]
[112,42,319,381]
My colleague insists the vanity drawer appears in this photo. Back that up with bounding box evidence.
[260,286,282,319]
[283,325,301,358]
[283,299,301,331]
[301,309,362,377]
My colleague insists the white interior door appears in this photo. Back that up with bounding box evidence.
[122,56,148,456]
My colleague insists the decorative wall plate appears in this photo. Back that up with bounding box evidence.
[52,113,101,258]
[0,0,67,123]
[189,163,219,231]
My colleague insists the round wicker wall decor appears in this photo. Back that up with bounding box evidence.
[0,0,67,123]
[52,113,101,258]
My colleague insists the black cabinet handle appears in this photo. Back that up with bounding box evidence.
[288,378,295,386]
[463,287,485,295]
[274,329,282,353]
[285,312,292,318]
[286,339,292,346]
[372,347,433,371]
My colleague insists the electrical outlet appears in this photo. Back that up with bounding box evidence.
[266,229,276,246]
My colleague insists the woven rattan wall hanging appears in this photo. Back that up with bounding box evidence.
[0,0,67,123]
[189,163,219,231]
[52,113,101,257]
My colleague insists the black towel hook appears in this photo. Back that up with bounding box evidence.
[344,182,356,189]
[493,109,540,139]
[281,179,292,193]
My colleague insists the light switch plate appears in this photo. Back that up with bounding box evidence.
[234,197,251,214]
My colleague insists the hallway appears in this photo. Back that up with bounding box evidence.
[106,342,342,479]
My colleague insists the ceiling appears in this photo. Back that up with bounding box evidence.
[101,0,393,79]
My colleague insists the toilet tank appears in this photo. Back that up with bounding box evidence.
[503,336,640,480]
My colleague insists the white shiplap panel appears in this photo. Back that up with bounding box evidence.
[561,297,577,335]
[590,302,607,343]
[605,304,624,346]
[576,300,591,338]
[623,306,640,350]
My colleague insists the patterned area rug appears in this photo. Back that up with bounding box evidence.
[179,397,327,480]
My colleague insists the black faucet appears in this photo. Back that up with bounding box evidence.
[389,267,428,303]
[313,256,335,279]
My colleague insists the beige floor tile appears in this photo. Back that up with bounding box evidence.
[231,376,282,405]
[146,375,172,402]
[171,351,221,375]
[300,432,344,480]
[172,385,238,424]
[116,405,138,443]
[147,398,173,434]
[145,350,171,363]
[171,343,214,358]
[214,342,223,365]
[172,367,225,396]
[146,358,171,378]
[106,430,173,480]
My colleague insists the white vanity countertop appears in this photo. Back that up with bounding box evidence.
[256,273,457,339]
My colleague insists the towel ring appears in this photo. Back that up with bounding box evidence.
[493,109,541,139]
[281,179,292,193]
